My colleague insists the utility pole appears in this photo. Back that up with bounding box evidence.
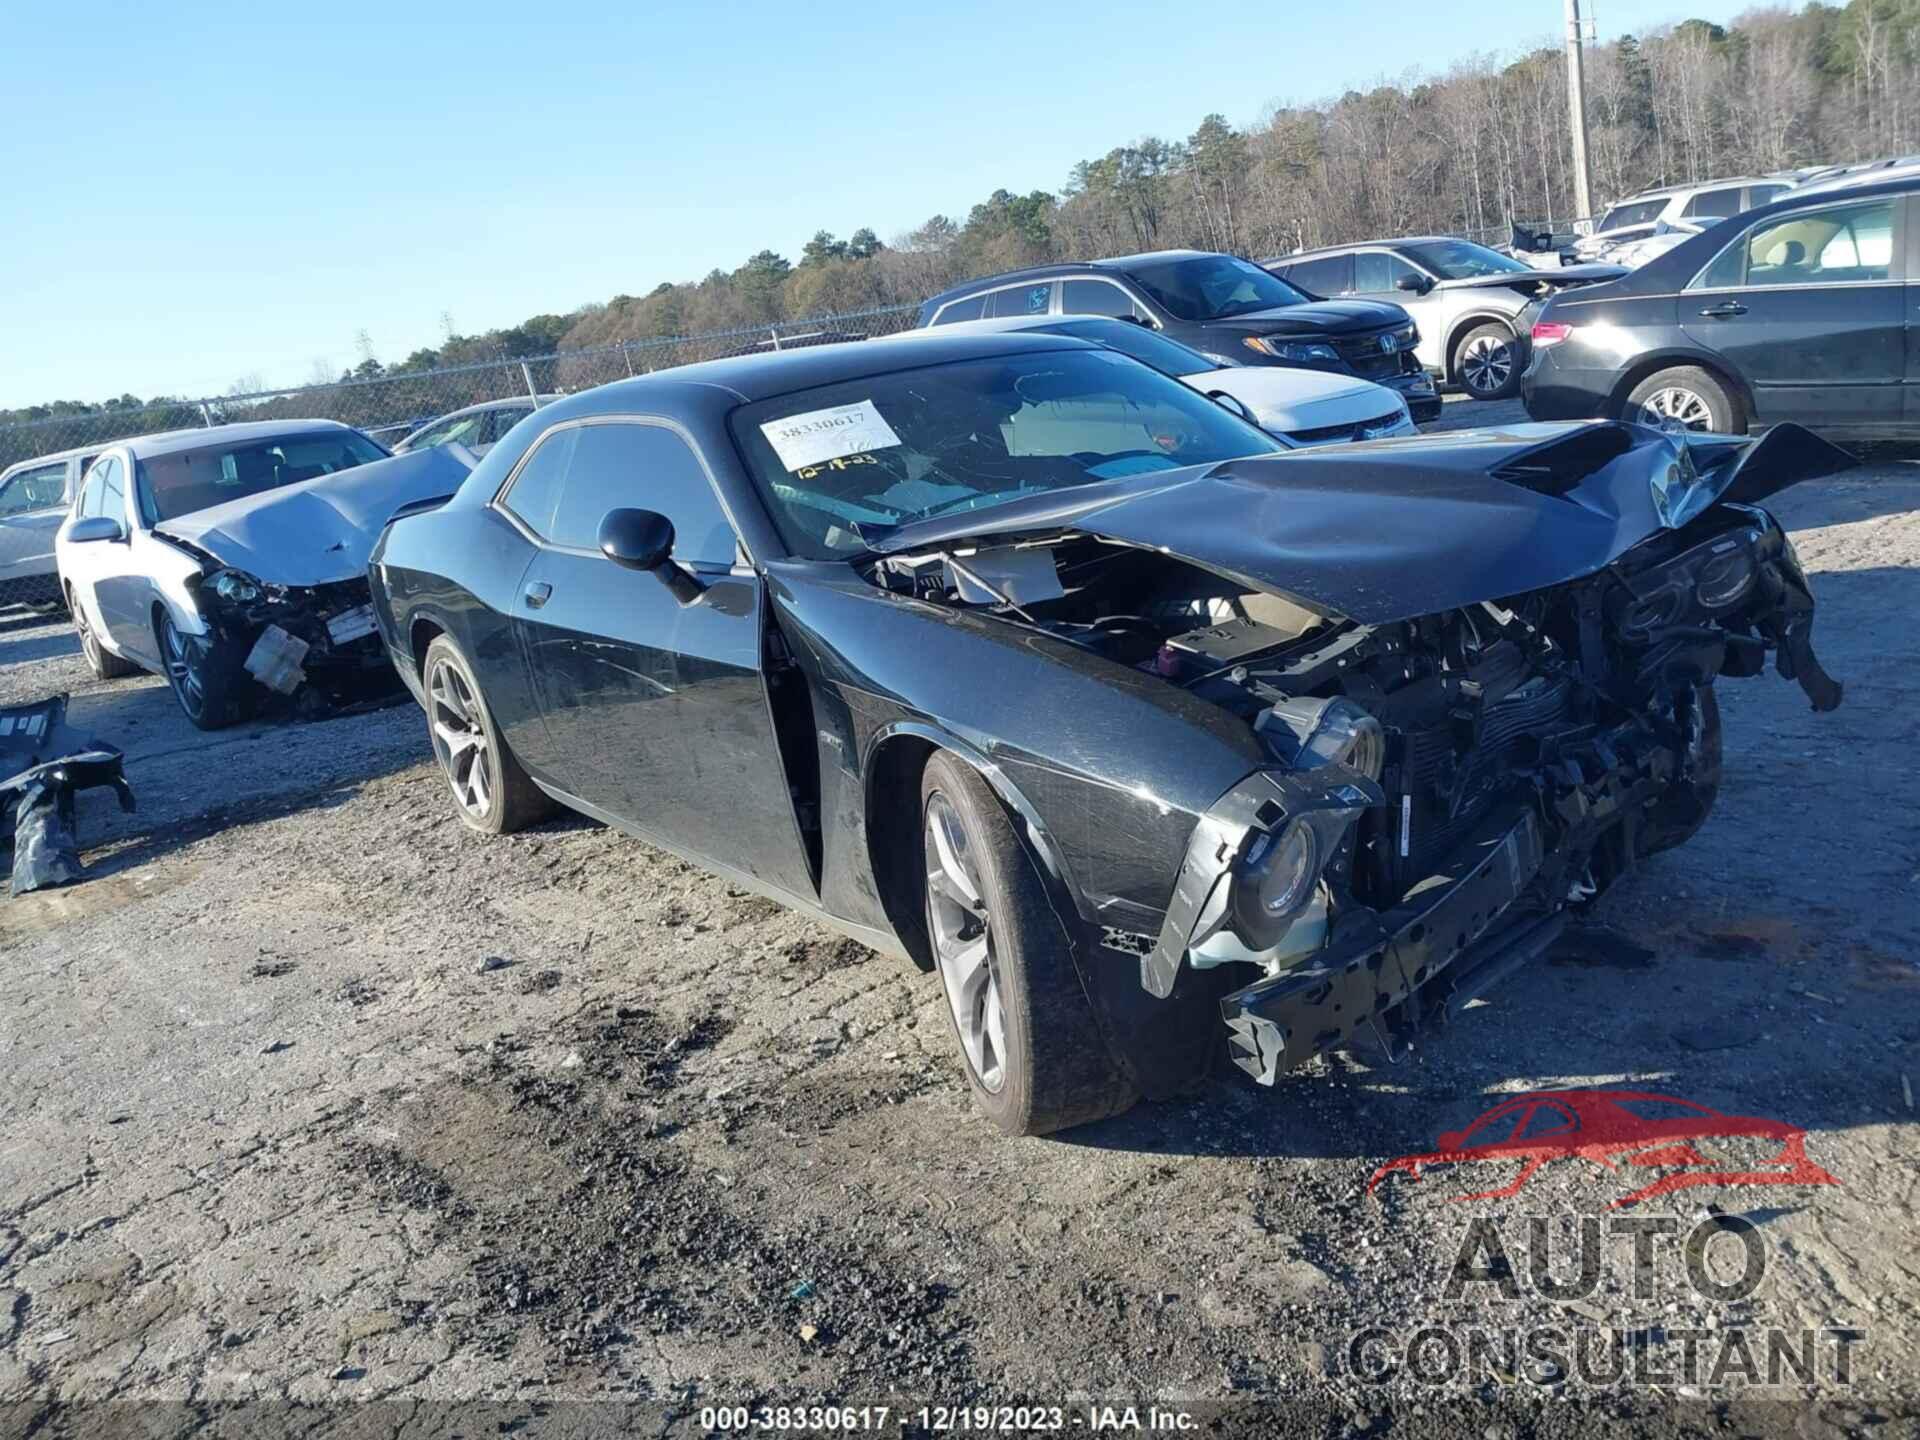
[1564,0,1595,226]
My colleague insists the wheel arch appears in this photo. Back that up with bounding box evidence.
[408,613,449,676]
[1443,310,1519,379]
[862,721,1087,975]
[1607,350,1754,423]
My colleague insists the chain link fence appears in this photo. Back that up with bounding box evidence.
[1,217,1604,477]
[0,303,923,473]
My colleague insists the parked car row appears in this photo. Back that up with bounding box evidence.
[917,249,1443,423]
[1522,174,1918,438]
[1265,238,1626,401]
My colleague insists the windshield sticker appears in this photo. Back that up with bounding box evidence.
[761,400,902,472]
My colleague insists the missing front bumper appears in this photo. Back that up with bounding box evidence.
[1222,805,1547,1084]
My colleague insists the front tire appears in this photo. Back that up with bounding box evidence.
[1454,322,1521,401]
[70,587,140,680]
[422,634,551,835]
[919,751,1138,1136]
[157,609,256,730]
[1626,366,1744,435]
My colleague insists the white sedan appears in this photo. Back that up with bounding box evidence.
[56,420,467,728]
[890,315,1418,446]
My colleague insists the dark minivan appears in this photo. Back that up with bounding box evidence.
[1522,177,1918,437]
[917,250,1440,422]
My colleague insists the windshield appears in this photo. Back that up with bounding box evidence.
[1402,239,1530,279]
[1121,255,1309,323]
[138,430,387,524]
[1039,318,1215,376]
[1597,198,1668,232]
[730,349,1280,559]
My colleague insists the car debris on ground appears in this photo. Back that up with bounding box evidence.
[0,692,133,895]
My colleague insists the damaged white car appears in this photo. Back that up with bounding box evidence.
[55,420,472,728]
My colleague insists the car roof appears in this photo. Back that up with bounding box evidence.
[1276,236,1467,259]
[2,439,109,473]
[920,250,1218,308]
[890,315,1139,340]
[117,418,357,461]
[415,395,557,423]
[1628,171,1920,284]
[545,329,1104,410]
[1612,176,1781,204]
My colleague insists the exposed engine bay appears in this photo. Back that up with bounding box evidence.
[869,489,1839,1080]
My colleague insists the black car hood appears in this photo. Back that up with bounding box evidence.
[868,422,1855,625]
[1207,299,1408,336]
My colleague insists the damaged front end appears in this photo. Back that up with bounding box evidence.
[178,552,391,708]
[1151,477,1845,1084]
[865,420,1851,1087]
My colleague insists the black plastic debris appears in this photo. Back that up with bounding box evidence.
[0,694,135,896]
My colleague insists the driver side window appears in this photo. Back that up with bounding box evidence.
[0,462,68,517]
[1354,251,1420,292]
[502,422,738,566]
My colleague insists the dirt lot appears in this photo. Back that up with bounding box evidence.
[2,401,1917,1437]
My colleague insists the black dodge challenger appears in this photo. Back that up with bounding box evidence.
[367,330,1847,1135]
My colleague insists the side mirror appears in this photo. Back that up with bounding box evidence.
[598,507,705,605]
[1396,275,1432,295]
[1207,390,1256,424]
[67,515,126,544]
[598,507,674,570]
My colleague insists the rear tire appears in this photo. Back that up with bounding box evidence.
[919,751,1138,1136]
[70,587,139,680]
[422,634,552,835]
[1626,366,1744,435]
[1453,321,1521,401]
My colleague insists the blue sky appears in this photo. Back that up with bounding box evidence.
[3,0,1759,407]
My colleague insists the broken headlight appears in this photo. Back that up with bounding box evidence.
[206,569,264,604]
[1693,545,1755,610]
[1255,696,1385,781]
[1227,772,1378,951]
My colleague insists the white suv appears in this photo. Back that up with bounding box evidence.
[1574,177,1793,262]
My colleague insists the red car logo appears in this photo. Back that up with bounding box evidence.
[1367,1089,1840,1209]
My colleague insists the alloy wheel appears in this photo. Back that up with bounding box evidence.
[73,597,101,670]
[427,658,494,821]
[1640,386,1714,432]
[161,614,205,717]
[924,791,1007,1093]
[1459,334,1514,397]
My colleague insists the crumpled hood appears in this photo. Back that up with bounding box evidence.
[156,446,473,587]
[1208,298,1409,336]
[869,422,1855,624]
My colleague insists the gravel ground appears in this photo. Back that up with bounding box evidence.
[2,399,1917,1438]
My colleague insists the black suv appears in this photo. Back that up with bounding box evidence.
[1522,177,1917,437]
[917,250,1440,422]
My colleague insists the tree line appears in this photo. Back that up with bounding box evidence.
[7,0,1919,455]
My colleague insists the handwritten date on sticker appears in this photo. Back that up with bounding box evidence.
[760,400,902,473]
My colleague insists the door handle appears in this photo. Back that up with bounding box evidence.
[1697,301,1747,318]
[522,582,552,609]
